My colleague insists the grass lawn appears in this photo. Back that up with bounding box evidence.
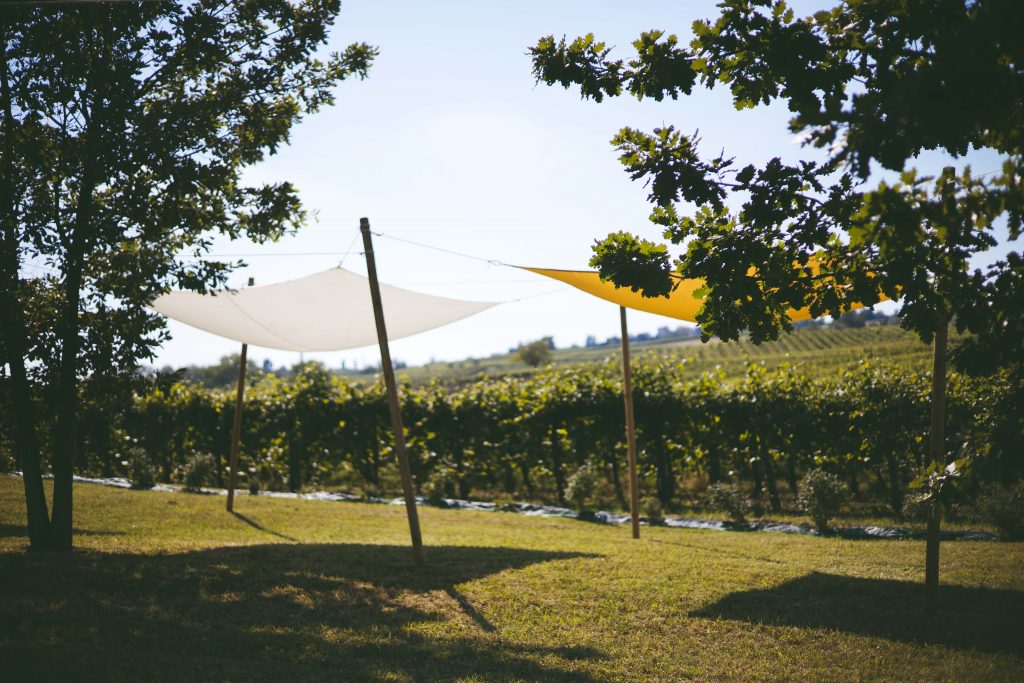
[1,477,1022,681]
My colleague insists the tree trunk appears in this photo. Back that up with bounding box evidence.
[873,466,887,491]
[609,458,627,510]
[886,451,903,518]
[364,441,381,486]
[97,420,113,478]
[926,318,948,617]
[0,27,50,551]
[762,454,782,513]
[51,119,101,550]
[287,441,302,492]
[160,437,174,483]
[1,325,49,550]
[456,451,470,499]
[214,446,224,488]
[51,221,86,551]
[51,19,113,551]
[847,469,862,501]
[750,456,765,515]
[785,457,799,496]
[548,430,567,506]
[655,451,675,508]
[705,445,722,483]
[519,460,534,498]
[501,461,516,494]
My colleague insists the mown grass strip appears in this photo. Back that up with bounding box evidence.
[1,479,1021,681]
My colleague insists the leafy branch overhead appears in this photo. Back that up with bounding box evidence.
[530,0,1024,353]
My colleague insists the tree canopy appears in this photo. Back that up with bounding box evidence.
[530,0,1023,358]
[517,338,554,368]
[0,0,375,550]
[531,0,1023,616]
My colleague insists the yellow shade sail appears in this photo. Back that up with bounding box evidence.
[521,267,817,322]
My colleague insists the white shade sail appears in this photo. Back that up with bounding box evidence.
[151,267,498,352]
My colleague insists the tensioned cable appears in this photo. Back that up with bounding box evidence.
[174,230,573,301]
[513,287,573,302]
[364,232,579,300]
[337,232,362,268]
[370,231,508,267]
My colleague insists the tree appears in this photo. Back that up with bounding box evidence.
[180,354,262,389]
[531,0,1023,615]
[0,1,375,551]
[518,337,554,367]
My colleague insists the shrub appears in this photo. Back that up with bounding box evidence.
[182,451,216,493]
[565,462,599,514]
[517,338,553,367]
[361,481,381,500]
[423,468,453,506]
[900,492,931,522]
[641,495,664,524]
[707,483,749,526]
[798,469,847,532]
[975,482,1024,540]
[250,445,286,493]
[128,447,157,490]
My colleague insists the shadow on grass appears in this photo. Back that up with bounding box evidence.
[230,512,300,543]
[691,571,1024,656]
[0,523,121,538]
[0,543,603,681]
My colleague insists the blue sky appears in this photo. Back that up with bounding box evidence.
[153,0,1010,371]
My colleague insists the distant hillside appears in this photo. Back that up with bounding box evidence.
[342,322,935,386]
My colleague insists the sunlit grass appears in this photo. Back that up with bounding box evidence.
[1,478,1021,681]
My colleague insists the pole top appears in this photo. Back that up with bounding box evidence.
[360,217,370,231]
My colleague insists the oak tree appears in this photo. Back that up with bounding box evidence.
[0,0,375,550]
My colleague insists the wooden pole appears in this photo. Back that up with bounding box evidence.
[226,276,254,513]
[360,217,425,564]
[619,306,640,539]
[925,313,948,617]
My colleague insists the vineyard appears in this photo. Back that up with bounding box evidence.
[360,322,932,385]
[4,326,1019,523]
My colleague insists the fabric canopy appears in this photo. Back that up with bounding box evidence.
[151,267,497,351]
[522,267,817,322]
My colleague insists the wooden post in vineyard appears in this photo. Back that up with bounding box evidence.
[925,313,948,616]
[620,306,641,539]
[226,277,254,512]
[360,217,425,564]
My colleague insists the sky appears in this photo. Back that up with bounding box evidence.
[153,0,1010,372]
